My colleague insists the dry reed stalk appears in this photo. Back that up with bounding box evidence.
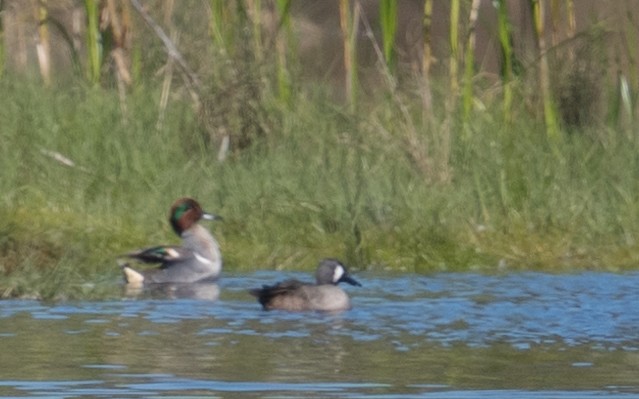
[0,0,5,78]
[275,0,293,104]
[156,32,176,132]
[35,0,51,86]
[155,0,176,132]
[448,0,460,102]
[339,0,359,112]
[462,0,481,123]
[421,0,433,115]
[245,0,263,63]
[565,0,576,61]
[130,0,201,110]
[105,0,132,120]
[103,2,131,84]
[357,6,433,180]
[0,1,4,77]
[550,0,560,47]
[531,0,560,142]
[437,0,462,183]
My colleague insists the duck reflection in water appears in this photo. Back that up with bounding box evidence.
[123,281,220,301]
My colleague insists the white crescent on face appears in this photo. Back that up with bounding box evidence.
[332,264,345,283]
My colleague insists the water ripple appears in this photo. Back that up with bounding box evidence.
[2,272,639,398]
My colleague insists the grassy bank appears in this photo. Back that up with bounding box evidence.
[1,75,639,299]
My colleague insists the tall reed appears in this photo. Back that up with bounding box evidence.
[621,8,638,117]
[549,0,575,61]
[531,0,560,143]
[421,0,433,115]
[440,0,461,183]
[275,0,293,104]
[448,0,460,104]
[462,0,481,124]
[84,0,102,84]
[496,0,513,123]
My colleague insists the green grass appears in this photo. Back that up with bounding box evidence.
[1,75,639,300]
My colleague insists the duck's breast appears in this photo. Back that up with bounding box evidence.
[300,285,351,312]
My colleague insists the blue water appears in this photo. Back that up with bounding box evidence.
[1,271,639,398]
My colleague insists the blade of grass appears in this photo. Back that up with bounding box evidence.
[379,0,397,72]
[496,0,513,123]
[210,0,232,53]
[84,0,101,84]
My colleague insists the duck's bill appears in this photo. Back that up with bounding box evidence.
[340,274,362,286]
[202,212,223,221]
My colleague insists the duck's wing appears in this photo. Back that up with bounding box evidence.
[124,245,194,266]
[249,279,303,295]
[249,279,311,310]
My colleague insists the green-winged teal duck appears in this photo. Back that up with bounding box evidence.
[120,198,222,286]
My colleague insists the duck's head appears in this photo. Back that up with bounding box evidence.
[316,258,362,286]
[169,197,221,236]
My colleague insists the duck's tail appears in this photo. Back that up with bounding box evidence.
[248,286,272,309]
[117,259,145,286]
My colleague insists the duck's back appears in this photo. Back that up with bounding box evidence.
[250,280,351,311]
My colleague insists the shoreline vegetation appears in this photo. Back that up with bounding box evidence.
[1,1,639,299]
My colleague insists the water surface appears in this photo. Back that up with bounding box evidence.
[1,271,639,398]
